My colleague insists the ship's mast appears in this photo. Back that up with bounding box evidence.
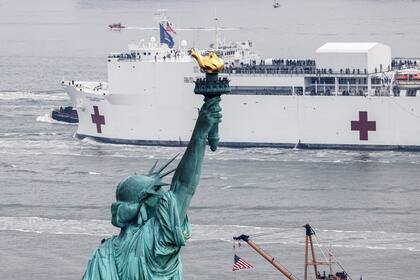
[214,16,220,49]
[304,224,318,280]
[304,224,352,280]
[155,9,168,25]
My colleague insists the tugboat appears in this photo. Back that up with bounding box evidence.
[51,106,78,123]
[108,22,125,30]
[234,224,355,280]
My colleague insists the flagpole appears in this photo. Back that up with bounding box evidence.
[233,241,237,280]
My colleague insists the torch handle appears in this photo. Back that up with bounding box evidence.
[204,96,221,151]
[208,124,219,152]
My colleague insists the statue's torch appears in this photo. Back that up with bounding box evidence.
[191,49,231,151]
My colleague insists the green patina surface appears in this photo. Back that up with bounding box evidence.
[82,94,223,279]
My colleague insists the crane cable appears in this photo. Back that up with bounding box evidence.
[313,233,353,280]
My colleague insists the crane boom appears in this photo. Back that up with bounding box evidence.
[233,234,298,280]
[233,224,352,280]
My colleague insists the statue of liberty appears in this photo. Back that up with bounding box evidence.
[82,50,226,280]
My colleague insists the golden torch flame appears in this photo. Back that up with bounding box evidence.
[190,49,225,73]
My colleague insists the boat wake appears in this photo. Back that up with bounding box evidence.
[36,113,77,125]
[5,133,420,166]
[0,216,418,252]
[0,90,68,101]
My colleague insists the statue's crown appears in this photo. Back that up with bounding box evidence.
[116,154,178,202]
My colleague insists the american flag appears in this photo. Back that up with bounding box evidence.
[233,254,254,271]
[166,21,176,34]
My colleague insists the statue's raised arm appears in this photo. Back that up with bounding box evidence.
[170,49,226,221]
[170,97,222,221]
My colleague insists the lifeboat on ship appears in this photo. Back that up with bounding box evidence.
[395,69,420,81]
[394,70,420,91]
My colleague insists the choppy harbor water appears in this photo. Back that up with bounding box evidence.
[1,0,420,279]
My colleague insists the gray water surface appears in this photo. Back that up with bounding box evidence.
[1,0,420,279]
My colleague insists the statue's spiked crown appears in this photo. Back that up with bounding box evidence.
[116,154,179,203]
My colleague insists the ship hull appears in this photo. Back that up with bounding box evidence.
[74,134,420,151]
[65,91,420,150]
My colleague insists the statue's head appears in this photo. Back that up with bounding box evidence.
[111,155,178,228]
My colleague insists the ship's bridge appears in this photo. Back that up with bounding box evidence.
[107,37,192,63]
[62,80,108,96]
[206,40,261,67]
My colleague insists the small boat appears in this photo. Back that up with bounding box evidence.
[108,22,125,30]
[234,224,356,280]
[51,106,78,123]
[273,0,280,8]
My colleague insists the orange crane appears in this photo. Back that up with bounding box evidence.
[233,234,298,280]
[233,224,352,280]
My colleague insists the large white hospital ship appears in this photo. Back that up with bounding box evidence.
[63,13,420,150]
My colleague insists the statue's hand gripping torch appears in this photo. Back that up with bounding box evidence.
[191,49,230,151]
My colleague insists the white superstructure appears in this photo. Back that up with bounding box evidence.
[63,14,420,150]
[316,42,392,73]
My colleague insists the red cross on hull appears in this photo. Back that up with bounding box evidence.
[351,111,376,141]
[91,106,105,133]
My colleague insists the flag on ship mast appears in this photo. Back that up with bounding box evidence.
[159,23,175,49]
[233,254,254,271]
[166,21,176,34]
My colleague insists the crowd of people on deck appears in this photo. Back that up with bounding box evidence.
[270,59,316,67]
[392,59,419,69]
[109,49,182,62]
[223,65,371,76]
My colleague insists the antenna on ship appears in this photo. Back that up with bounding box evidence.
[154,9,168,24]
[213,8,223,49]
[214,16,220,49]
